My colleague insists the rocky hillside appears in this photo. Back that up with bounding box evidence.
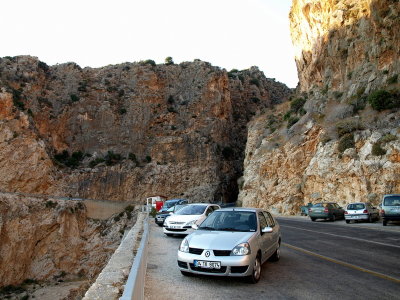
[0,57,291,203]
[0,192,137,287]
[238,0,400,214]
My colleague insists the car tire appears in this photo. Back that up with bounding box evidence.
[345,220,350,224]
[331,214,336,222]
[311,218,316,222]
[368,215,372,223]
[247,255,261,284]
[269,242,281,262]
[383,220,387,226]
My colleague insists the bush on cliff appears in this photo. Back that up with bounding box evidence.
[368,89,400,111]
[338,133,355,153]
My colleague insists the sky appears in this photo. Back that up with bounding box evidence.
[1,0,298,88]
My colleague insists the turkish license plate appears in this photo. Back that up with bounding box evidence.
[194,260,221,269]
[169,225,181,229]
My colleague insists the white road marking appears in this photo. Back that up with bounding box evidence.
[281,224,400,249]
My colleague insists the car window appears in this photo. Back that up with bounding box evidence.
[205,207,214,216]
[384,196,400,206]
[197,211,257,232]
[263,212,275,227]
[347,203,365,210]
[313,203,324,207]
[258,212,268,230]
[175,205,207,215]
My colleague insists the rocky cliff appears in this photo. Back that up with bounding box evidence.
[0,192,137,287]
[0,57,291,203]
[238,0,400,213]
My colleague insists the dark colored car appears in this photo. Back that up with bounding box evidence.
[159,199,188,213]
[155,204,187,226]
[308,202,345,222]
[381,194,400,226]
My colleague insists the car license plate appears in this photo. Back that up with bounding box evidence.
[169,225,181,229]
[194,260,221,269]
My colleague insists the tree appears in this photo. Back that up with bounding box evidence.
[165,56,174,65]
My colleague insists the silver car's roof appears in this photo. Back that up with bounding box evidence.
[216,207,265,212]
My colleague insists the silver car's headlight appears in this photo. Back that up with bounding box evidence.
[179,238,189,253]
[231,242,251,256]
[185,220,197,226]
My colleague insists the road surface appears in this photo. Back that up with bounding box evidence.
[144,216,400,300]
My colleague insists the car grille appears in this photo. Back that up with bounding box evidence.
[189,248,203,255]
[189,264,227,273]
[177,260,188,269]
[231,266,249,273]
[213,250,231,256]
[165,228,187,232]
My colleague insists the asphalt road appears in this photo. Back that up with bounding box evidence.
[144,217,400,300]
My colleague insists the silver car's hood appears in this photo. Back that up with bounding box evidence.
[187,230,256,250]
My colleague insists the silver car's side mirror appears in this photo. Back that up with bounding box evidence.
[192,224,198,230]
[262,227,273,233]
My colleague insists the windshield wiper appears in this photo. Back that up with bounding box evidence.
[198,226,216,230]
[219,227,246,232]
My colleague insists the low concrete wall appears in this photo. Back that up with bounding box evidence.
[83,212,146,300]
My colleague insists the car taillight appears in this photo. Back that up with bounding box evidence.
[363,210,368,213]
[345,211,348,214]
[381,209,385,215]
[324,208,329,213]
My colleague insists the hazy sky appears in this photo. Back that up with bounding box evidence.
[1,0,298,87]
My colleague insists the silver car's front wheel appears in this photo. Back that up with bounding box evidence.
[247,255,261,283]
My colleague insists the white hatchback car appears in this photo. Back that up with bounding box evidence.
[163,203,220,236]
[345,202,380,223]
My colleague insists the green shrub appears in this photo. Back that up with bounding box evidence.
[287,116,299,128]
[140,59,156,67]
[165,56,174,65]
[145,156,152,163]
[387,74,398,84]
[45,200,57,208]
[119,108,127,114]
[118,89,125,97]
[12,88,25,110]
[348,95,367,114]
[290,98,306,113]
[167,95,175,104]
[283,111,291,121]
[149,207,157,217]
[371,142,386,156]
[105,151,122,166]
[338,133,355,153]
[89,157,105,168]
[367,89,399,111]
[336,120,363,137]
[125,205,134,213]
[113,215,121,222]
[379,134,397,144]
[128,153,137,162]
[70,94,80,102]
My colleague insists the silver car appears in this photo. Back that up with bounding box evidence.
[345,202,380,223]
[177,207,281,283]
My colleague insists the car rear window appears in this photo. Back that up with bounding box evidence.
[347,203,365,210]
[313,203,327,208]
[384,196,400,206]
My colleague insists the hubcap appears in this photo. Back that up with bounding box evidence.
[253,258,261,279]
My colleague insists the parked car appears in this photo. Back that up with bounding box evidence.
[155,204,187,226]
[300,203,313,216]
[177,207,281,283]
[159,199,188,213]
[308,202,345,221]
[381,194,400,226]
[344,202,379,223]
[163,203,220,236]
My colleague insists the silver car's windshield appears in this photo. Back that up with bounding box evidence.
[198,211,257,232]
[384,196,400,206]
[175,205,206,215]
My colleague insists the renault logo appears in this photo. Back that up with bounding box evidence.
[205,251,210,257]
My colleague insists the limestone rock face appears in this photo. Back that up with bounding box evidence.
[0,192,136,286]
[239,0,400,213]
[290,0,400,94]
[0,56,291,203]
